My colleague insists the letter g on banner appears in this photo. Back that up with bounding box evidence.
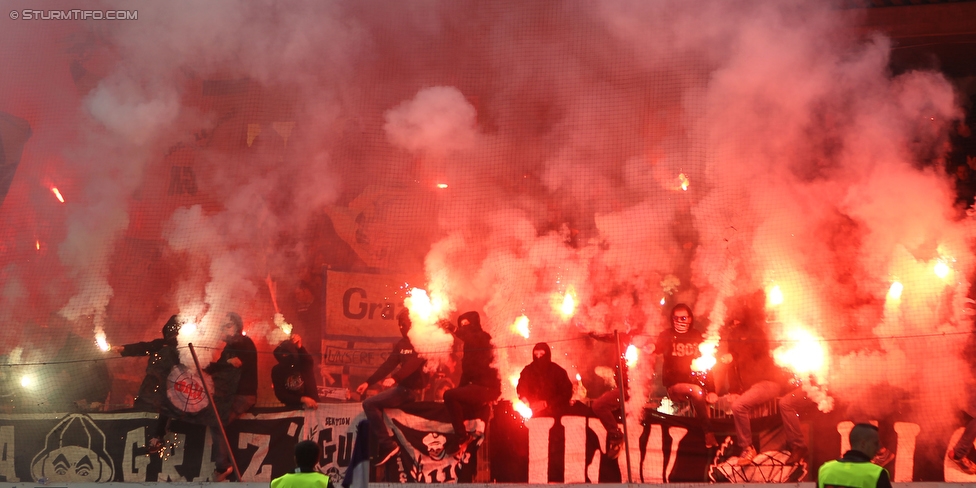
[343,288,368,319]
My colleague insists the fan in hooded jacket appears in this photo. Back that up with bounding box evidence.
[443,311,501,452]
[272,334,319,409]
[516,342,573,417]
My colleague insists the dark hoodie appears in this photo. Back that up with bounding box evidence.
[455,311,502,395]
[120,315,180,358]
[206,332,258,396]
[719,306,789,393]
[271,340,319,407]
[121,315,182,410]
[516,343,573,415]
[365,310,427,390]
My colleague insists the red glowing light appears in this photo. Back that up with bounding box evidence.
[51,187,64,203]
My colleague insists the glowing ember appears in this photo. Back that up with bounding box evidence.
[659,297,666,306]
[512,315,530,339]
[51,187,64,203]
[35,240,40,250]
[513,399,533,419]
[575,373,581,381]
[678,173,690,191]
[767,285,784,307]
[20,375,32,388]
[95,332,111,352]
[625,344,638,367]
[691,339,718,372]
[887,281,903,301]
[934,260,951,279]
[436,183,448,189]
[773,326,827,376]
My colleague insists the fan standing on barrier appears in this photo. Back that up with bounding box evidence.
[652,303,718,448]
[443,311,501,454]
[113,314,182,454]
[356,307,427,466]
[818,423,891,488]
[205,312,257,482]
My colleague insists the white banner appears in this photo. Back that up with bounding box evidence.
[325,270,410,339]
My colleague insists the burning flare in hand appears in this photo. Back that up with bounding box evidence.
[512,315,530,339]
[513,399,533,419]
[625,344,639,367]
[406,287,448,322]
[773,325,834,412]
[691,339,718,372]
[554,287,577,320]
[95,331,111,352]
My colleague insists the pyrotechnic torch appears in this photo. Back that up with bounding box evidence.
[689,337,723,406]
[266,275,293,336]
[572,373,587,403]
[773,326,834,413]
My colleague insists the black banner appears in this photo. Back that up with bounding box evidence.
[0,408,354,483]
[1,402,973,483]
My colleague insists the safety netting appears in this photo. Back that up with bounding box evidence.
[2,0,976,483]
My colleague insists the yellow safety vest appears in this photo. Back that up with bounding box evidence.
[818,459,885,488]
[270,471,331,488]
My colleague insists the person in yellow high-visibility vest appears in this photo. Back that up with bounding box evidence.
[818,424,891,488]
[271,441,333,488]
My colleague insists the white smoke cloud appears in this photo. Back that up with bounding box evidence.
[385,86,481,155]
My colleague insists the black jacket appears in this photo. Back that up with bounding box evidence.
[456,312,502,395]
[719,320,788,393]
[517,343,573,415]
[121,337,177,357]
[366,338,427,390]
[206,334,258,396]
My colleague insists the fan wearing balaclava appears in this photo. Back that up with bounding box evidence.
[516,342,573,417]
[652,304,717,448]
[443,311,501,452]
[272,334,319,409]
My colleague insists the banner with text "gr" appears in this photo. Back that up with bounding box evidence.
[324,270,410,339]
